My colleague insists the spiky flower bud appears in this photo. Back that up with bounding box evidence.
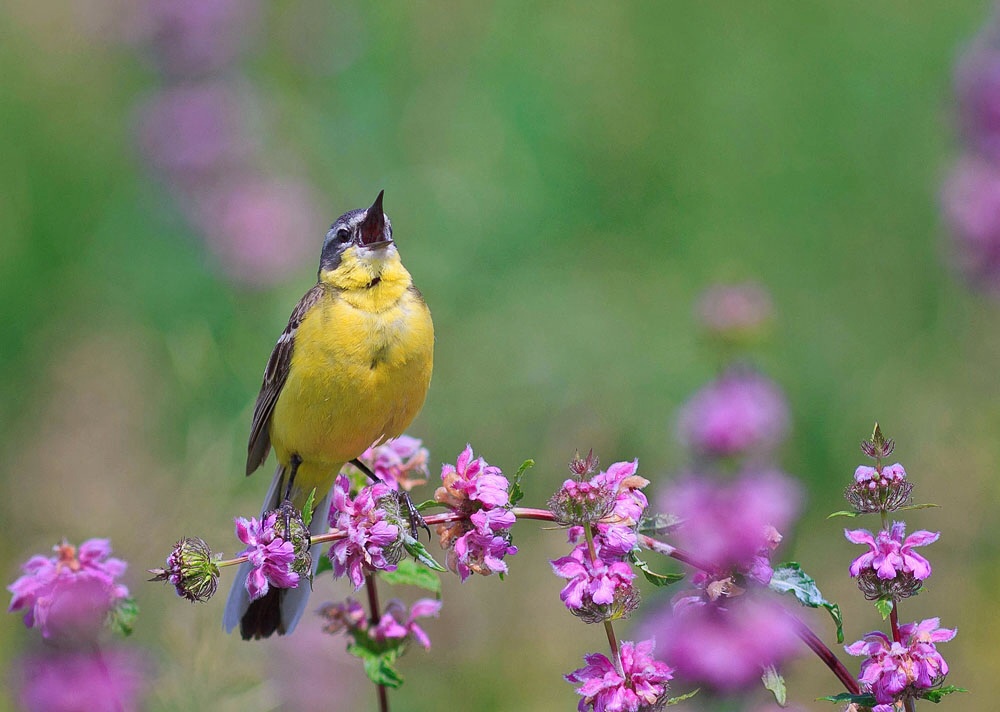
[149,537,219,603]
[271,501,313,579]
[571,582,642,624]
[548,478,617,526]
[861,422,895,460]
[568,449,599,477]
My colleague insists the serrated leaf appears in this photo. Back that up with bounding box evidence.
[508,459,534,507]
[108,597,138,637]
[921,685,968,702]
[638,512,682,535]
[769,562,845,643]
[630,551,685,588]
[827,510,861,519]
[301,488,317,527]
[761,665,786,705]
[875,597,893,620]
[403,536,447,572]
[897,503,940,512]
[817,692,877,705]
[666,688,699,705]
[347,642,405,688]
[379,558,442,593]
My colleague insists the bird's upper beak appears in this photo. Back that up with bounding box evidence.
[358,190,391,248]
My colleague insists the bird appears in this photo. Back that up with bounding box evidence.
[222,190,434,640]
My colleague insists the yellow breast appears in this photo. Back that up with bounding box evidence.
[270,278,434,472]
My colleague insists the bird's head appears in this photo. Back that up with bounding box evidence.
[318,190,400,288]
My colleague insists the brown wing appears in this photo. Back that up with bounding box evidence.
[246,283,326,476]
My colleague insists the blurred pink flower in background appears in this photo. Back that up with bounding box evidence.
[676,367,790,460]
[696,281,774,340]
[16,648,147,712]
[941,154,1000,295]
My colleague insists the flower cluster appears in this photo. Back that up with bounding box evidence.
[550,458,649,622]
[565,639,674,712]
[676,366,789,460]
[127,0,320,286]
[8,540,145,709]
[234,511,301,601]
[349,435,431,492]
[846,522,938,600]
[942,11,1000,296]
[845,461,914,513]
[319,597,442,651]
[846,618,956,708]
[434,445,517,581]
[8,539,131,640]
[328,475,406,589]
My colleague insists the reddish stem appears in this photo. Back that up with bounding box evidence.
[364,574,389,712]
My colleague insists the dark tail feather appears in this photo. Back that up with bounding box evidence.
[240,587,285,640]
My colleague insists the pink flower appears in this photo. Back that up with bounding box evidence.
[354,435,430,491]
[676,367,789,458]
[8,539,130,640]
[16,648,147,712]
[696,281,774,338]
[328,475,403,589]
[661,470,800,577]
[372,598,442,650]
[942,154,1000,296]
[551,542,636,613]
[846,522,938,581]
[435,446,518,581]
[565,639,673,712]
[641,596,800,693]
[846,618,956,705]
[235,512,299,601]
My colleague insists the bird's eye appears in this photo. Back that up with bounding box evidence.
[335,228,351,243]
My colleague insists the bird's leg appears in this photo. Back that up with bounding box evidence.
[283,454,303,506]
[350,458,430,540]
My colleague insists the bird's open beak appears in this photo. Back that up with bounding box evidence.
[358,190,391,248]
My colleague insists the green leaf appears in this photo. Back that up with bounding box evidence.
[316,554,332,576]
[508,459,534,507]
[379,558,442,593]
[769,562,845,643]
[108,597,138,637]
[638,512,682,535]
[897,503,940,512]
[666,688,699,705]
[920,685,968,702]
[403,536,447,572]
[761,665,786,705]
[347,642,405,689]
[817,692,877,705]
[827,510,861,519]
[414,499,439,512]
[630,551,685,588]
[875,597,894,620]
[301,488,317,527]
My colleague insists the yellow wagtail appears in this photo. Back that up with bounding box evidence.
[223,191,434,639]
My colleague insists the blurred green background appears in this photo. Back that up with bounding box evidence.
[2,1,998,710]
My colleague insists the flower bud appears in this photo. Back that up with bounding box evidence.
[149,537,219,603]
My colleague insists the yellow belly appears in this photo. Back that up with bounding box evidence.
[269,288,433,503]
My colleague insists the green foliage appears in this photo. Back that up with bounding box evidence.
[108,597,139,637]
[347,638,406,689]
[761,665,786,706]
[769,562,844,643]
[629,550,685,587]
[403,535,447,573]
[921,685,968,702]
[875,597,894,620]
[666,689,700,705]
[379,558,443,594]
[818,692,878,706]
[508,458,534,507]
[301,488,317,528]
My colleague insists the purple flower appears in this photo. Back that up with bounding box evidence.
[955,30,1000,164]
[149,537,219,602]
[352,435,430,492]
[235,512,299,601]
[661,470,800,577]
[565,639,674,712]
[550,458,648,529]
[551,542,639,622]
[696,281,774,339]
[846,618,956,705]
[845,462,913,514]
[372,598,442,650]
[676,367,790,458]
[328,475,404,589]
[448,508,518,582]
[8,539,130,640]
[846,522,938,581]
[434,445,518,581]
[942,154,1000,295]
[16,648,146,712]
[640,596,799,693]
